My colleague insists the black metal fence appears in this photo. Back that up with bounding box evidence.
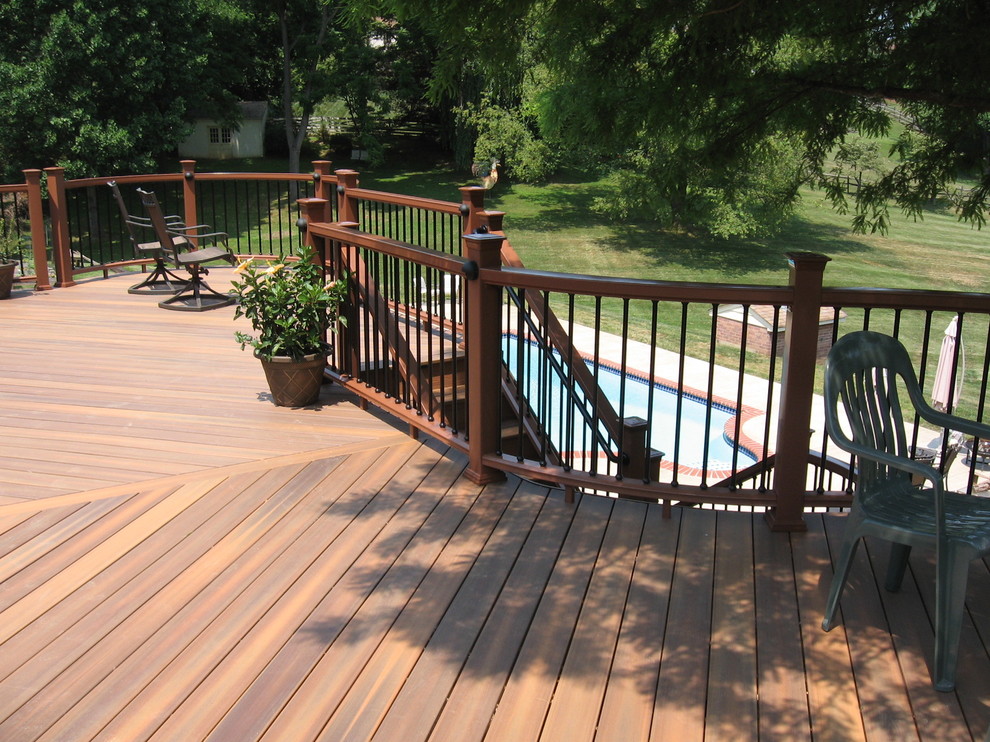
[61,176,321,270]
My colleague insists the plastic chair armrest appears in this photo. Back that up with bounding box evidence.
[915,406,990,444]
[829,427,943,491]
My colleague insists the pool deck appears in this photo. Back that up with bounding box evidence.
[1,272,990,741]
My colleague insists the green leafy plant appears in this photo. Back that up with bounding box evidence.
[232,245,347,361]
[0,217,22,265]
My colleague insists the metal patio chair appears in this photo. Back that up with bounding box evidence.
[108,180,189,295]
[137,189,236,311]
[821,330,990,691]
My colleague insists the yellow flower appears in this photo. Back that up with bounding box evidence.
[234,258,256,274]
[264,263,285,275]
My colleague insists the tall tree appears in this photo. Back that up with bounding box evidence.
[265,0,341,174]
[0,0,230,179]
[383,0,990,234]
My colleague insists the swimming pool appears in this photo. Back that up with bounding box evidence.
[502,336,759,474]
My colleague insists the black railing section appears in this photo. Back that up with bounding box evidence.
[64,180,184,268]
[324,228,469,437]
[0,188,32,272]
[494,286,786,491]
[194,178,319,256]
[499,286,621,471]
[814,302,990,497]
[60,176,322,268]
[354,198,462,255]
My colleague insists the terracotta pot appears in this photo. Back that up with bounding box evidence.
[257,352,327,407]
[0,261,16,300]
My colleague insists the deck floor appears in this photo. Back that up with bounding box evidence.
[1,272,989,741]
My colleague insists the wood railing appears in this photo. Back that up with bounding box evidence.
[10,161,990,532]
[298,202,990,532]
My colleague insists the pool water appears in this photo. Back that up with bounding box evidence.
[502,337,757,473]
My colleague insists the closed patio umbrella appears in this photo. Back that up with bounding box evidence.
[932,316,963,411]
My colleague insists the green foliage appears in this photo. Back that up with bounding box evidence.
[458,100,559,183]
[590,135,804,238]
[0,0,230,179]
[232,246,347,361]
[0,217,23,264]
[379,0,990,235]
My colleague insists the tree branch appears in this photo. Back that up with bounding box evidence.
[792,77,990,112]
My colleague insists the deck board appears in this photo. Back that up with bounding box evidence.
[0,274,989,740]
[541,498,648,742]
[482,490,613,742]
[429,486,578,742]
[651,508,716,741]
[753,517,814,740]
[707,509,758,739]
[0,270,402,504]
[822,517,918,742]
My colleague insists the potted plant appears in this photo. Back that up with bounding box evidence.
[232,245,347,407]
[0,219,22,300]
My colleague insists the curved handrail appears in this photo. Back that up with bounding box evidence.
[346,187,462,216]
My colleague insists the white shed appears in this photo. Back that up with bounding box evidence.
[178,101,268,159]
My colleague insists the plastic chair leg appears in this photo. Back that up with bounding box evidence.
[885,542,912,592]
[822,535,862,631]
[933,548,971,692]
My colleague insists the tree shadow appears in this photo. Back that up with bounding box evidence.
[280,470,957,740]
[595,216,878,276]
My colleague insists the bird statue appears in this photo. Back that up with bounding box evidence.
[471,159,499,190]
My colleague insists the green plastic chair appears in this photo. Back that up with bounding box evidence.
[822,330,990,691]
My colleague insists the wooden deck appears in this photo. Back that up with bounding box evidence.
[1,272,989,741]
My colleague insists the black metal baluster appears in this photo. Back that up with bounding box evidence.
[731,304,750,489]
[672,303,688,486]
[590,296,604,476]
[645,300,659,484]
[370,249,382,393]
[439,267,450,429]
[762,306,782,493]
[564,293,577,473]
[701,304,718,489]
[616,298,630,481]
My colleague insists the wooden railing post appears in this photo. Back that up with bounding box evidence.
[43,166,74,288]
[180,159,198,245]
[459,186,486,236]
[335,169,360,224]
[318,219,361,380]
[312,160,334,202]
[485,210,505,232]
[23,169,51,291]
[297,198,331,264]
[464,231,507,485]
[621,416,664,483]
[766,251,831,532]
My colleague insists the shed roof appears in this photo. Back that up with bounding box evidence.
[714,304,846,330]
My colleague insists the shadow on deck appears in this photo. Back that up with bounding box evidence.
[0,272,988,741]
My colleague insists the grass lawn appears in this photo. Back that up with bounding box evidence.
[357,160,990,292]
[196,148,990,294]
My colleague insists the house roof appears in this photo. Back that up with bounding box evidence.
[237,101,268,120]
[714,304,846,329]
[187,101,268,122]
